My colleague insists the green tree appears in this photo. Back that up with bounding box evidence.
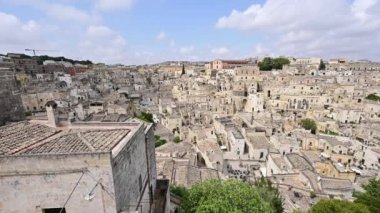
[365,93,380,101]
[258,57,273,71]
[259,57,290,71]
[301,119,317,134]
[180,179,272,213]
[155,139,167,148]
[310,199,370,213]
[319,59,326,70]
[255,177,284,213]
[170,185,188,198]
[137,112,154,122]
[354,179,380,213]
[154,135,167,148]
[272,58,290,70]
[174,136,181,143]
[35,55,92,65]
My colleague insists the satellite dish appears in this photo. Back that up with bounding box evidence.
[84,192,95,201]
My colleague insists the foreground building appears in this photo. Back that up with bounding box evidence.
[0,107,160,212]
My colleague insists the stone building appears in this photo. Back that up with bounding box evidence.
[0,60,24,125]
[0,115,163,212]
[7,53,43,74]
[206,59,255,70]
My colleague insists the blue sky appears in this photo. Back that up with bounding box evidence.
[1,0,380,64]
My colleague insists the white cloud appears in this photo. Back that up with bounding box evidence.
[156,31,166,41]
[178,45,194,54]
[211,47,229,55]
[44,3,95,23]
[79,25,127,63]
[0,12,43,51]
[216,0,380,60]
[95,0,134,11]
[0,0,135,64]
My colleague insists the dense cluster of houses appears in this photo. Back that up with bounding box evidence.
[0,54,379,212]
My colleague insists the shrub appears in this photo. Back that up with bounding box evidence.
[301,119,317,134]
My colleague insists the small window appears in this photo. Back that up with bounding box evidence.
[139,174,142,191]
[260,152,264,158]
[43,208,66,213]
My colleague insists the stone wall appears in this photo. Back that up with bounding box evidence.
[0,67,24,125]
[111,124,156,213]
[0,153,116,212]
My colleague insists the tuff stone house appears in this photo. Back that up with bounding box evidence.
[0,117,160,212]
[0,57,24,125]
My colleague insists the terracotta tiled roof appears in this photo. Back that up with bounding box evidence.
[0,121,130,155]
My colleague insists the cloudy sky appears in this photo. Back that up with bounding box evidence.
[1,0,380,64]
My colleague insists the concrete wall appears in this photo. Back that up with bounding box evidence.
[0,153,116,213]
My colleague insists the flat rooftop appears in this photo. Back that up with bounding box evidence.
[248,135,270,149]
[321,177,353,191]
[286,153,313,171]
[231,130,244,139]
[0,121,137,156]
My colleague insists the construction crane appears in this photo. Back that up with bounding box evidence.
[25,49,57,56]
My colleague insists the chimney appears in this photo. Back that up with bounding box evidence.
[45,101,58,127]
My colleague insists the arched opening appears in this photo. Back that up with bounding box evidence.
[196,153,206,167]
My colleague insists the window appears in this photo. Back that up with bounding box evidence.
[43,208,66,213]
[139,174,142,192]
[260,152,264,158]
